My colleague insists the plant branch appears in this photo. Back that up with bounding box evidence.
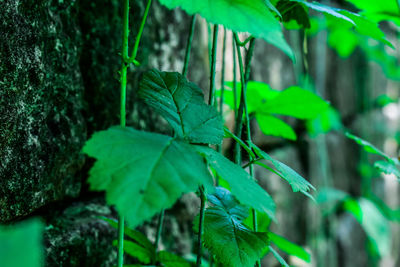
[182,15,197,77]
[208,24,219,106]
[196,186,207,267]
[129,0,152,62]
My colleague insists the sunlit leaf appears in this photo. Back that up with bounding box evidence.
[83,126,213,228]
[139,69,223,144]
[196,187,269,267]
[268,232,311,262]
[0,219,44,267]
[195,146,276,220]
[306,107,343,137]
[256,114,297,140]
[260,86,329,119]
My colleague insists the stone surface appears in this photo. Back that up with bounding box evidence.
[0,0,85,222]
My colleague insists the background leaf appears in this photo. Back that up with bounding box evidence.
[158,251,191,267]
[157,0,294,60]
[83,126,213,228]
[374,161,400,180]
[0,219,44,267]
[345,132,391,161]
[268,232,311,262]
[195,146,276,220]
[139,69,223,144]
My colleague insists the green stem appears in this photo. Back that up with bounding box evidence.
[232,34,237,119]
[235,35,255,47]
[182,15,197,77]
[234,35,260,267]
[153,209,165,260]
[208,24,219,106]
[233,33,246,164]
[129,0,152,62]
[218,27,227,117]
[196,186,207,267]
[117,1,130,266]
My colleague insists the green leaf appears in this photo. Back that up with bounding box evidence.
[157,0,294,60]
[197,187,269,267]
[260,86,329,119]
[158,251,191,267]
[251,143,315,199]
[256,114,297,140]
[306,107,343,137]
[195,146,276,220]
[268,232,311,262]
[374,160,400,180]
[292,0,356,25]
[113,240,153,264]
[345,132,391,161]
[343,198,391,256]
[0,219,44,267]
[276,0,311,29]
[139,69,223,145]
[269,246,289,267]
[345,0,400,25]
[83,126,213,228]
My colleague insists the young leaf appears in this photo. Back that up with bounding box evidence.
[158,251,191,267]
[112,240,153,264]
[374,161,400,180]
[251,143,315,199]
[345,132,391,161]
[268,232,311,262]
[343,198,391,256]
[197,187,269,267]
[139,69,223,145]
[0,219,44,267]
[259,86,329,119]
[157,0,294,60]
[256,114,297,140]
[195,146,276,220]
[83,126,214,228]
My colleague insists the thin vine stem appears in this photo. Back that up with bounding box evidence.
[218,27,227,118]
[153,209,165,260]
[234,35,261,267]
[196,186,207,267]
[208,24,219,106]
[232,34,237,119]
[129,0,152,62]
[182,15,197,77]
[197,23,219,267]
[117,1,130,266]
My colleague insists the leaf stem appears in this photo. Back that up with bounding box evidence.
[196,185,207,267]
[218,27,227,117]
[182,15,197,77]
[129,0,152,62]
[208,24,219,106]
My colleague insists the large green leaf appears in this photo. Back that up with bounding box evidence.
[268,232,311,262]
[197,187,269,267]
[251,143,315,199]
[195,146,276,220]
[157,0,294,60]
[343,198,391,256]
[83,126,214,228]
[0,219,44,267]
[139,69,223,145]
[260,86,329,119]
[256,114,297,140]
